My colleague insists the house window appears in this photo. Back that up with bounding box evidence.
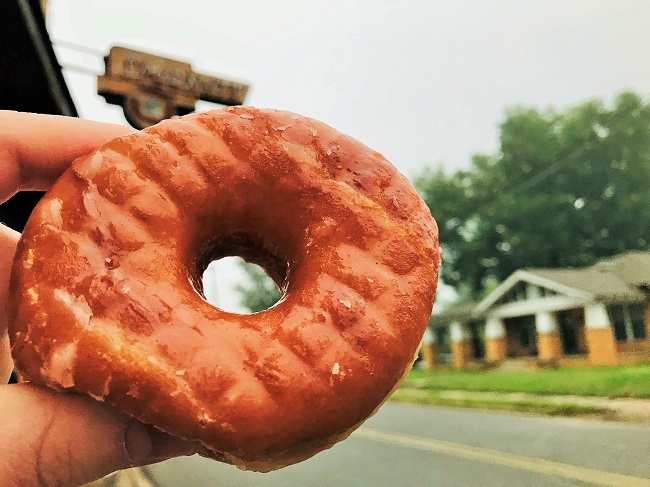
[538,287,559,298]
[495,282,560,306]
[467,320,486,360]
[434,327,452,363]
[496,282,528,305]
[607,303,647,342]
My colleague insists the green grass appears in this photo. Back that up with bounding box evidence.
[401,364,650,399]
[389,388,612,419]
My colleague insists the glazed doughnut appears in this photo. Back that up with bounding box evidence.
[9,107,439,471]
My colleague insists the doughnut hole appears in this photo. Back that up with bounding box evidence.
[191,233,288,314]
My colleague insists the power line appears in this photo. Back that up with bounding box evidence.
[437,137,598,223]
[54,39,104,77]
[53,39,104,56]
[60,63,101,77]
[503,141,592,196]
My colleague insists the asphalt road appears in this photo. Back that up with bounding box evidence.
[146,403,650,486]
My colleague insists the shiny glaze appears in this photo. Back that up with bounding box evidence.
[9,107,439,470]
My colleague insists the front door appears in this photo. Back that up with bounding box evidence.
[557,309,587,355]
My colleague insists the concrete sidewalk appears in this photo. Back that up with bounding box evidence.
[432,389,650,423]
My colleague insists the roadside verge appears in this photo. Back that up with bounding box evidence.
[390,387,650,422]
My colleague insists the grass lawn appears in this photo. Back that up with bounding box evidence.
[401,364,650,398]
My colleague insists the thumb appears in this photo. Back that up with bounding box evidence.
[1,384,197,486]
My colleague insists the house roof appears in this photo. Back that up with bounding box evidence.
[524,251,650,302]
[444,251,650,320]
[429,302,477,328]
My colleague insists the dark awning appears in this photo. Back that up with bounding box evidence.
[0,0,77,230]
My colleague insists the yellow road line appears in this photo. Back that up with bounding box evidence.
[355,428,650,487]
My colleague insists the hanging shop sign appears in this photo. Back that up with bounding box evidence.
[98,46,249,129]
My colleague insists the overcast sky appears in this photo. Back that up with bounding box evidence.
[48,0,650,310]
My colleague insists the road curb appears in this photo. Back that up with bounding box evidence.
[393,388,650,422]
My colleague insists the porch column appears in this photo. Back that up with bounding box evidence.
[584,303,618,365]
[485,317,506,362]
[536,311,562,361]
[419,327,438,369]
[450,321,472,368]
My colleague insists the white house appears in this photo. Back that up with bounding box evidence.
[427,251,650,368]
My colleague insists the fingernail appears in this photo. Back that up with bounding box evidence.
[125,419,197,465]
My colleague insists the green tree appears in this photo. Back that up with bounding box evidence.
[416,91,650,299]
[235,261,281,313]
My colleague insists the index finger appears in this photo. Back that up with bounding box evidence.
[0,111,135,381]
[0,111,135,203]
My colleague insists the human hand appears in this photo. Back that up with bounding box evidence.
[0,111,196,486]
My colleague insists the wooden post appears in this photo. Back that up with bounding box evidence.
[450,322,473,368]
[485,317,506,362]
[536,311,562,361]
[584,303,618,365]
